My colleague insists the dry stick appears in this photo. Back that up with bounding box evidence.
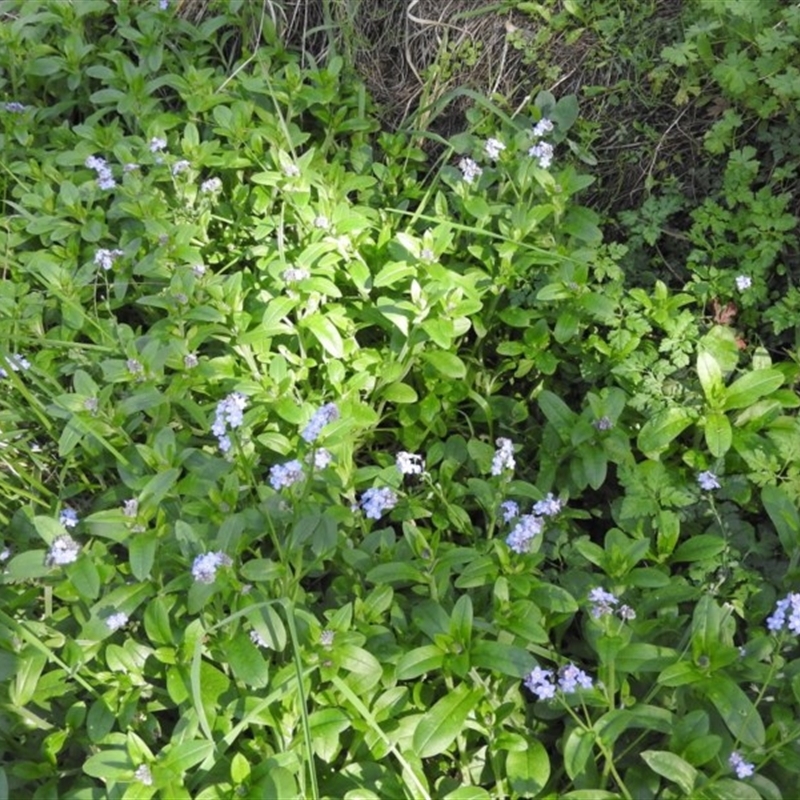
[644,102,693,184]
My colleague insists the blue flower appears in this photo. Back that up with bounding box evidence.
[191,552,231,583]
[491,437,515,476]
[500,500,519,523]
[767,593,800,635]
[269,459,304,490]
[729,751,754,779]
[588,587,619,618]
[359,487,397,520]
[59,508,79,528]
[301,402,339,443]
[505,514,542,553]
[697,471,720,491]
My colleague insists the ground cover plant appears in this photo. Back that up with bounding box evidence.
[2,0,800,798]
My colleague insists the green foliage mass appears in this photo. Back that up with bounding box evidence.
[1,1,800,798]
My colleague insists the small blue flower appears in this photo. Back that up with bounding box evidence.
[359,487,397,520]
[533,493,562,517]
[505,514,542,553]
[697,471,720,491]
[523,667,556,701]
[269,459,304,490]
[491,437,515,476]
[301,402,339,443]
[558,663,593,693]
[500,500,519,523]
[729,751,754,779]
[588,587,619,618]
[191,552,231,583]
[767,593,800,635]
[59,508,79,528]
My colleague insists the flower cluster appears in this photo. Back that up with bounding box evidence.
[735,275,752,291]
[766,592,800,635]
[697,470,720,491]
[458,157,483,185]
[211,392,247,453]
[250,629,269,648]
[396,451,424,476]
[0,353,31,378]
[533,493,562,517]
[301,402,339,443]
[201,177,222,194]
[59,508,79,529]
[269,459,304,491]
[588,587,618,618]
[191,551,232,584]
[283,267,310,284]
[729,751,755,779]
[94,248,124,271]
[134,765,153,786]
[4,102,27,113]
[502,493,563,554]
[524,662,593,701]
[491,437,515,476]
[85,155,116,190]
[506,514,543,554]
[359,487,398,520]
[588,588,636,621]
[309,448,333,469]
[500,500,519,523]
[45,535,81,567]
[528,117,555,168]
[172,159,191,176]
[149,137,167,153]
[105,611,129,632]
[484,137,505,160]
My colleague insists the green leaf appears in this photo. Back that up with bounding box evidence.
[704,411,732,457]
[538,390,577,439]
[529,583,578,614]
[339,645,383,694]
[698,674,765,748]
[640,751,698,794]
[697,350,725,407]
[470,641,535,677]
[302,314,344,358]
[129,533,157,581]
[157,740,214,776]
[421,351,466,379]
[671,535,725,563]
[139,468,180,510]
[308,708,350,763]
[564,727,595,781]
[67,556,101,600]
[637,408,694,457]
[507,739,550,795]
[444,787,491,800]
[761,484,800,557]
[723,368,784,411]
[83,748,131,780]
[449,594,473,648]
[381,382,418,403]
[10,651,47,708]
[412,684,481,758]
[226,631,269,688]
[373,261,415,288]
